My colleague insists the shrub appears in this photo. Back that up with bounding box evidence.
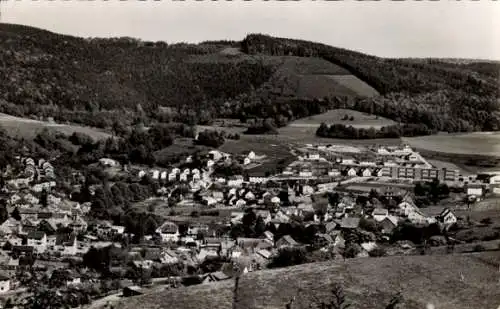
[472,244,486,252]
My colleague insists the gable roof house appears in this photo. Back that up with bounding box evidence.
[156,221,180,242]
[438,208,457,226]
[372,208,389,222]
[339,217,360,230]
[379,216,399,234]
[275,235,299,248]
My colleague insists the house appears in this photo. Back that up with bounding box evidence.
[244,191,256,201]
[27,231,47,253]
[328,169,341,177]
[231,212,245,225]
[203,271,231,284]
[263,231,274,241]
[202,196,217,206]
[151,170,160,180]
[408,209,431,225]
[99,158,119,167]
[159,250,179,265]
[361,168,372,177]
[339,217,360,229]
[347,167,357,177]
[438,208,457,225]
[123,286,143,297]
[0,275,10,294]
[466,184,483,197]
[379,216,398,234]
[156,221,180,242]
[228,176,244,187]
[247,151,256,160]
[314,233,335,247]
[0,218,22,235]
[276,235,299,248]
[212,191,224,202]
[53,234,78,256]
[256,249,273,260]
[255,210,272,224]
[372,208,389,222]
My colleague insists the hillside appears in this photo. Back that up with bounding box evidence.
[0,24,499,133]
[110,252,500,309]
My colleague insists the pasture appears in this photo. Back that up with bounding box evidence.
[403,132,500,157]
[289,109,395,129]
[0,113,111,140]
[114,252,500,309]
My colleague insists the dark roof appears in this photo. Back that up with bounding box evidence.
[55,234,76,246]
[27,231,46,240]
[339,217,360,229]
[0,274,10,281]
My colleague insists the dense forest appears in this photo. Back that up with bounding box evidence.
[316,123,434,139]
[0,24,499,133]
[241,34,500,131]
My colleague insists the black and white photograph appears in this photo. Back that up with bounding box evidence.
[0,0,498,308]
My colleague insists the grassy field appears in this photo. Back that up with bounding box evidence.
[327,75,380,97]
[403,132,500,157]
[0,113,111,140]
[289,109,395,129]
[113,252,500,309]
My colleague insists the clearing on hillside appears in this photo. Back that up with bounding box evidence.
[289,109,395,129]
[327,75,380,97]
[113,252,500,309]
[0,113,111,140]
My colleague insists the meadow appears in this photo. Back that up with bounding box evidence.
[114,252,500,309]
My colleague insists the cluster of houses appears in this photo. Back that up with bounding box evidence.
[280,144,460,183]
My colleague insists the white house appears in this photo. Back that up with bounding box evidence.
[362,168,372,177]
[53,234,78,256]
[0,275,10,294]
[372,208,389,222]
[328,169,341,177]
[152,170,160,180]
[489,175,500,184]
[466,185,483,197]
[27,231,47,253]
[138,170,146,178]
[160,171,167,180]
[99,158,119,167]
[156,221,180,242]
[299,170,313,177]
[209,150,223,161]
[244,191,256,201]
[207,160,215,168]
[347,168,357,177]
[228,176,244,187]
[179,173,188,182]
[168,173,177,182]
[439,208,457,225]
[247,151,256,160]
[243,157,251,165]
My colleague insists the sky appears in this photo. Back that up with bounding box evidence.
[2,1,500,60]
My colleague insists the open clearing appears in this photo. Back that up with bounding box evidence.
[403,132,500,157]
[115,252,500,309]
[327,75,380,97]
[290,109,395,129]
[0,113,111,140]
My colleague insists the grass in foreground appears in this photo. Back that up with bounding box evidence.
[114,252,500,309]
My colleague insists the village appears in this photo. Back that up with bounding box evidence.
[0,142,498,308]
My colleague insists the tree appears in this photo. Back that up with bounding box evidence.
[11,207,21,221]
[40,189,48,208]
[268,247,308,268]
[314,283,351,309]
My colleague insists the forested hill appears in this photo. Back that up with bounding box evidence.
[242,34,500,131]
[0,24,499,132]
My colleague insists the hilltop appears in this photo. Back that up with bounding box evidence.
[0,24,499,133]
[110,252,500,309]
